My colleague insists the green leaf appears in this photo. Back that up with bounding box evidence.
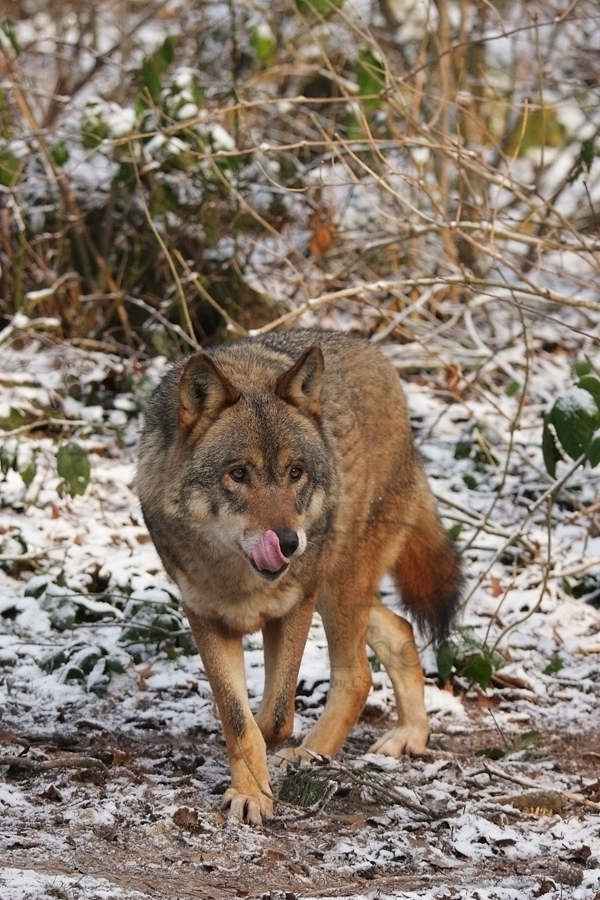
[39,642,81,674]
[295,0,344,18]
[0,406,26,430]
[563,572,600,600]
[463,655,494,690]
[541,418,560,478]
[549,387,600,461]
[505,380,520,397]
[61,664,86,683]
[562,577,574,597]
[24,576,51,599]
[510,730,539,752]
[0,443,16,475]
[45,599,77,632]
[436,640,459,683]
[477,746,506,760]
[57,442,91,497]
[50,139,69,167]
[117,593,194,659]
[154,34,178,71]
[141,34,178,102]
[369,652,382,673]
[105,655,127,674]
[1,18,20,55]
[141,59,162,103]
[65,646,101,676]
[342,108,363,141]
[356,49,385,108]
[19,459,36,488]
[543,654,563,676]
[0,147,19,186]
[462,474,477,490]
[455,624,483,650]
[578,374,600,410]
[39,640,125,693]
[454,440,472,460]
[447,522,463,541]
[580,138,595,173]
[81,119,109,150]
[507,108,567,156]
[574,358,594,378]
[587,428,600,468]
[250,24,277,67]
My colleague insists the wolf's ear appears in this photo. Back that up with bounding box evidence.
[179,353,240,428]
[276,346,325,417]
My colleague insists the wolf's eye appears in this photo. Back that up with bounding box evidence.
[290,466,303,482]
[230,467,249,484]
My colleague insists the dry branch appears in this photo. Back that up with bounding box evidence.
[0,755,110,775]
[484,763,600,814]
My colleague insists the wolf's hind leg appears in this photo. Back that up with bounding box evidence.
[367,601,429,756]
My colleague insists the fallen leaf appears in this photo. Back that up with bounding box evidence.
[490,576,503,597]
[172,806,208,834]
[565,844,591,864]
[499,790,567,814]
[38,783,63,803]
[476,692,501,708]
[264,849,287,861]
[491,672,534,691]
[445,363,463,393]
[308,209,335,256]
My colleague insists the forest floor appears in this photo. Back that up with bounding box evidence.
[1,334,600,900]
[1,664,600,900]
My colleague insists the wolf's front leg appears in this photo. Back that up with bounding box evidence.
[185,607,273,825]
[273,597,372,765]
[254,596,316,749]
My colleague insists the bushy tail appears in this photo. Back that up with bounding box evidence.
[392,505,462,644]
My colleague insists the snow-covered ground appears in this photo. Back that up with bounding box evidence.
[1,317,599,899]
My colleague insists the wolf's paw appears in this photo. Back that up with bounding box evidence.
[269,745,323,768]
[222,787,273,825]
[369,724,429,757]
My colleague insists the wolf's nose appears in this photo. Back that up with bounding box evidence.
[275,528,299,558]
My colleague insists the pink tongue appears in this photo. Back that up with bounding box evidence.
[251,530,289,572]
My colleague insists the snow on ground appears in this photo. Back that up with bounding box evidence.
[1,320,599,900]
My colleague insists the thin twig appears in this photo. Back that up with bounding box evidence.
[2,418,106,438]
[489,496,554,655]
[130,149,199,351]
[461,454,586,609]
[327,761,433,818]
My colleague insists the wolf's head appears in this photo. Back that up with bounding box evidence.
[161,344,335,582]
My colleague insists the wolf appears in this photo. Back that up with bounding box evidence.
[136,329,461,825]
